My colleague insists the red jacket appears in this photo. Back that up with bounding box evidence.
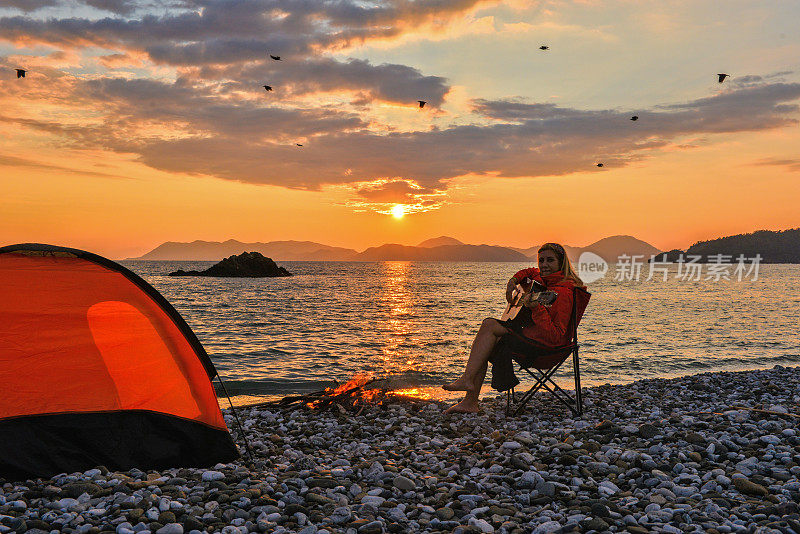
[512,267,576,347]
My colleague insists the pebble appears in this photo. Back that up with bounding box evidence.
[638,423,658,438]
[357,520,383,533]
[392,474,416,491]
[468,517,495,533]
[155,524,184,534]
[598,480,620,496]
[200,470,224,481]
[436,507,455,520]
[532,520,561,533]
[360,495,385,506]
[1,365,798,534]
[733,477,769,496]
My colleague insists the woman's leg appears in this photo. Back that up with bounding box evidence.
[443,318,509,413]
[443,365,487,414]
[444,318,509,392]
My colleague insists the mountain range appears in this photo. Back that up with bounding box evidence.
[654,228,800,263]
[128,235,661,262]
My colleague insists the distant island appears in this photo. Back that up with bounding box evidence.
[127,235,660,262]
[651,228,800,263]
[168,252,291,277]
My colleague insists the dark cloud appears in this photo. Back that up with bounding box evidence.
[0,153,124,179]
[78,76,367,138]
[128,82,800,187]
[232,57,448,106]
[472,99,590,122]
[82,0,139,15]
[657,83,800,133]
[735,75,764,85]
[750,157,800,172]
[0,0,461,105]
[2,3,799,195]
[0,0,58,12]
[733,71,794,88]
[0,0,485,56]
[5,78,800,190]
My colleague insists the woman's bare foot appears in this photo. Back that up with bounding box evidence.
[442,377,475,392]
[444,400,480,414]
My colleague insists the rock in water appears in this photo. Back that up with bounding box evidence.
[168,251,292,277]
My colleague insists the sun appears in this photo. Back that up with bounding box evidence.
[391,205,405,219]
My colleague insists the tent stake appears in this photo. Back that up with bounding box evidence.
[216,375,255,459]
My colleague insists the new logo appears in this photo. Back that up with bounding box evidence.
[578,251,608,283]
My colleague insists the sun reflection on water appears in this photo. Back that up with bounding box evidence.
[379,261,421,373]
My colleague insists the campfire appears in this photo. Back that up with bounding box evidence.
[265,374,432,414]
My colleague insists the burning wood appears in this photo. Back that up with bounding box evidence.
[259,374,433,414]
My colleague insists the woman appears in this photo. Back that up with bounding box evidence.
[442,242,585,414]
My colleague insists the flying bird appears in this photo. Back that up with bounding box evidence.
[630,115,638,121]
[263,85,272,91]
[717,73,729,83]
[596,163,604,167]
[15,68,26,78]
[539,45,549,50]
[296,143,303,147]
[270,55,281,61]
[418,100,426,108]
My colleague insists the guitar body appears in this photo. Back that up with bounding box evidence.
[500,286,526,322]
[501,282,558,322]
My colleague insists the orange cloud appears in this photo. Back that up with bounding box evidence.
[96,51,149,69]
[341,178,448,215]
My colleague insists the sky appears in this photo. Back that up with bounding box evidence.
[1,0,799,258]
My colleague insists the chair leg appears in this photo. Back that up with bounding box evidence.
[573,347,583,416]
[537,378,579,416]
[512,365,558,415]
[513,381,544,415]
[510,344,586,417]
[516,361,581,416]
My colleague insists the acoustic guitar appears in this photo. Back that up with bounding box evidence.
[500,280,559,322]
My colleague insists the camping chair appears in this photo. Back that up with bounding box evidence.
[504,286,591,417]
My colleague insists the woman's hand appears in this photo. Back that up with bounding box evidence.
[522,291,541,308]
[506,278,517,303]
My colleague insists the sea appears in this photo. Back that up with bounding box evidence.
[121,261,800,406]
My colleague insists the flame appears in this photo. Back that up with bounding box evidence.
[358,389,381,402]
[304,375,436,410]
[392,388,432,400]
[306,374,382,409]
[331,373,373,395]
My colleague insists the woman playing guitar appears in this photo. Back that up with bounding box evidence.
[442,242,586,414]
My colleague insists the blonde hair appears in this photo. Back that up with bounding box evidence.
[538,242,585,288]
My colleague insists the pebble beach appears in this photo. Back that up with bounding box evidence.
[2,365,799,534]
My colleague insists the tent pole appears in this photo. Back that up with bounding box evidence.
[216,375,254,459]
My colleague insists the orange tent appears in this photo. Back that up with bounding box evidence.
[0,244,239,479]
